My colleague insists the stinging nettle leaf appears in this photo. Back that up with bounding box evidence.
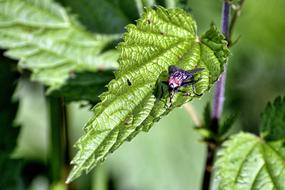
[0,0,119,91]
[56,0,137,34]
[260,96,285,142]
[67,6,229,183]
[50,71,115,103]
[218,113,238,139]
[214,133,285,190]
[0,54,22,189]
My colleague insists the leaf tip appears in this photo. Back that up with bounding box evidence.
[65,165,82,184]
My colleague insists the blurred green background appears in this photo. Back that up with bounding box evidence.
[4,0,285,189]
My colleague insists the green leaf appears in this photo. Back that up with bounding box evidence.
[155,0,179,8]
[50,71,114,103]
[0,156,22,190]
[56,0,178,34]
[260,96,285,141]
[0,53,20,154]
[0,53,18,110]
[219,113,237,138]
[0,54,22,189]
[194,127,214,140]
[215,133,285,190]
[0,102,20,154]
[195,103,214,140]
[228,0,243,5]
[0,0,119,91]
[67,6,229,183]
[203,102,211,128]
[57,0,137,34]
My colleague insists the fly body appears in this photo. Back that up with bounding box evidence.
[166,65,204,107]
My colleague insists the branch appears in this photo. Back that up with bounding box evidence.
[202,1,231,190]
[202,1,246,189]
[212,1,230,122]
[229,0,245,45]
[49,97,73,189]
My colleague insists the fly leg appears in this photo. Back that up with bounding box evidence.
[181,77,203,96]
[169,90,175,108]
[177,89,191,96]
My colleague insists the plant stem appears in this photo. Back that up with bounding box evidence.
[212,1,230,121]
[202,1,231,190]
[135,0,143,15]
[183,103,202,127]
[228,0,245,46]
[202,141,217,190]
[49,97,72,189]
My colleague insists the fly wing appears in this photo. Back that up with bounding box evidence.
[183,68,204,81]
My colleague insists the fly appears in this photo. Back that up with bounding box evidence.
[164,65,204,107]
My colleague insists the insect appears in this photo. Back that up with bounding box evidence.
[164,65,204,107]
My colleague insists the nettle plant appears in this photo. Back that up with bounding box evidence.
[1,0,285,189]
